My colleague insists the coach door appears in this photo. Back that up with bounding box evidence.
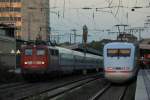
[49,49,59,70]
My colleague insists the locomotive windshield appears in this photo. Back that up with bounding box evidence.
[36,49,45,56]
[107,49,131,57]
[25,49,32,56]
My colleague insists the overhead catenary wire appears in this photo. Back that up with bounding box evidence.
[51,0,81,32]
[50,0,150,41]
[54,0,58,8]
[63,0,66,18]
[119,0,128,24]
[135,0,138,7]
[104,0,114,7]
[103,0,122,23]
[109,0,114,7]
[75,9,83,28]
[115,0,121,17]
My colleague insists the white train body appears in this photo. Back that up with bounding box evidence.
[103,42,139,83]
[51,46,103,73]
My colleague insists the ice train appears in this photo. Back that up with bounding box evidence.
[103,42,139,83]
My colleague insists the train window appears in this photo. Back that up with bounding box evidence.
[107,49,131,57]
[50,49,54,55]
[119,49,131,56]
[55,50,59,56]
[107,49,118,57]
[37,49,45,56]
[25,49,32,56]
[49,49,59,56]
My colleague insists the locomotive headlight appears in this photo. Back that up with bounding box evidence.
[24,61,32,64]
[42,61,45,64]
[105,67,113,71]
[24,62,27,64]
[107,67,113,70]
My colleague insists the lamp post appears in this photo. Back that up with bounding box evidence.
[71,29,77,44]
[83,25,88,55]
[83,25,88,48]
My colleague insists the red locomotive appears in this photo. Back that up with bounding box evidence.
[21,45,48,74]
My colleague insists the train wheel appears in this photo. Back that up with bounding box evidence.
[82,69,87,75]
[22,74,31,81]
[96,68,99,72]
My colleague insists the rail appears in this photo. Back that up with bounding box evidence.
[89,83,111,100]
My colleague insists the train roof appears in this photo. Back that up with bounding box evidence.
[104,42,136,49]
[22,42,102,58]
[48,46,101,58]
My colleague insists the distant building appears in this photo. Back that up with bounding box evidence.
[0,0,49,41]
[22,0,49,41]
[140,38,150,44]
[0,0,22,39]
[0,24,15,37]
[139,38,150,50]
[117,33,137,42]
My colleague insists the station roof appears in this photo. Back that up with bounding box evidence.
[139,38,150,50]
[139,44,150,50]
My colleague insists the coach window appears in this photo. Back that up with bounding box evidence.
[55,50,59,56]
[50,49,54,55]
[50,49,59,56]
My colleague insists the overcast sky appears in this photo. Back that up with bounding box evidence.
[49,0,150,43]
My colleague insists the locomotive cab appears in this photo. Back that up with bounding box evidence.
[103,42,139,83]
[21,45,48,74]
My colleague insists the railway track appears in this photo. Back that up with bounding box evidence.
[0,73,103,100]
[119,86,128,100]
[89,83,111,100]
[0,82,26,90]
[89,84,129,100]
[23,74,102,100]
[32,77,98,100]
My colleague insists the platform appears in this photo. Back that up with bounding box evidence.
[135,69,150,100]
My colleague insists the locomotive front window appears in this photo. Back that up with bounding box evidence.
[107,49,131,57]
[25,49,32,56]
[119,49,131,56]
[107,49,118,57]
[37,49,45,56]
